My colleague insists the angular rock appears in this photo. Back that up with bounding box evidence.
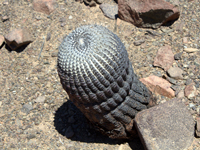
[4,28,33,50]
[118,0,180,29]
[184,82,197,100]
[99,4,118,20]
[140,75,175,98]
[167,67,183,80]
[33,0,56,15]
[0,35,4,47]
[135,98,194,150]
[154,45,174,71]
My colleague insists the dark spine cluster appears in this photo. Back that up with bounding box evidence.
[57,25,154,139]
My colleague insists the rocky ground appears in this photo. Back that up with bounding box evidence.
[0,0,200,149]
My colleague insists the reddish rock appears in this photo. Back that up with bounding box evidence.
[4,28,33,50]
[154,45,174,71]
[135,98,194,150]
[140,75,175,98]
[118,0,180,29]
[33,0,56,15]
[184,82,197,100]
[0,35,4,47]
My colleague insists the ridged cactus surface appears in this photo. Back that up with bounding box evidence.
[57,24,154,139]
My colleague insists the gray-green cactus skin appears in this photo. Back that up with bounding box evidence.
[57,25,154,139]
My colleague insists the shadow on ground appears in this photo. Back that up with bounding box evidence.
[54,99,144,149]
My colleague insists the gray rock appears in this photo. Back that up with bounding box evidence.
[167,67,183,80]
[134,40,145,46]
[135,98,194,150]
[99,4,118,20]
[174,52,183,60]
[21,103,33,114]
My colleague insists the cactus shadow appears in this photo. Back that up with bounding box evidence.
[54,98,144,149]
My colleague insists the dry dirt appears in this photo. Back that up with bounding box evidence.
[0,0,200,149]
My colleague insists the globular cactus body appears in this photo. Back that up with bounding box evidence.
[57,25,154,139]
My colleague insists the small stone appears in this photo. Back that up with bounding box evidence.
[4,28,33,50]
[27,134,36,140]
[183,37,188,43]
[184,48,199,53]
[174,52,183,60]
[2,15,9,22]
[69,15,73,19]
[65,126,74,138]
[133,39,145,46]
[140,75,175,98]
[184,82,197,100]
[33,0,56,15]
[0,35,4,47]
[176,90,184,98]
[189,103,195,108]
[46,32,51,41]
[99,4,118,20]
[154,45,174,71]
[21,103,33,114]
[167,67,183,80]
[35,96,45,103]
[185,79,193,85]
[135,99,194,150]
[51,52,58,57]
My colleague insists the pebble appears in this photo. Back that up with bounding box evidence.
[184,48,199,53]
[69,15,73,19]
[174,52,183,60]
[99,4,118,20]
[51,52,58,57]
[185,79,193,85]
[134,39,145,46]
[176,90,185,98]
[21,103,33,114]
[46,32,51,41]
[184,82,197,100]
[167,67,183,80]
[2,15,9,22]
[183,37,188,43]
[35,96,46,103]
